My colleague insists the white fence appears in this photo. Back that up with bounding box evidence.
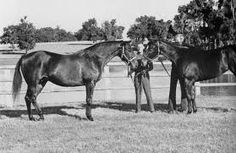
[0,62,235,107]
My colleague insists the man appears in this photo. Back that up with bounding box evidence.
[132,39,154,112]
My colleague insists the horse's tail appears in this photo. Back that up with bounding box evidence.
[12,56,23,102]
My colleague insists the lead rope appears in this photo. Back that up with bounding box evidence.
[156,41,170,77]
[160,60,170,77]
[121,46,135,83]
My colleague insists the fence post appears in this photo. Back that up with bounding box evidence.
[195,82,201,96]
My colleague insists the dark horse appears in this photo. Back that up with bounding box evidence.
[12,41,135,121]
[145,40,236,113]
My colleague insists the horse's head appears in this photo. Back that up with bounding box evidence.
[144,39,161,57]
[118,41,136,65]
[146,39,183,64]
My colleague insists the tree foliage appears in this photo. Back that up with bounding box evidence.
[172,0,236,49]
[0,16,36,52]
[75,18,103,41]
[127,15,172,42]
[101,19,124,41]
[0,25,18,50]
[17,17,36,52]
[35,26,76,42]
[75,18,124,41]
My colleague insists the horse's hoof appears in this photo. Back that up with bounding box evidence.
[87,116,94,121]
[177,108,183,112]
[150,109,155,113]
[193,109,197,113]
[29,116,37,121]
[178,107,187,112]
[173,110,179,114]
[135,109,141,113]
[39,117,44,120]
[187,110,192,114]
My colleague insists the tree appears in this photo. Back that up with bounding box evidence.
[54,26,77,42]
[35,26,77,42]
[35,27,57,42]
[172,0,236,49]
[127,15,171,42]
[0,25,18,50]
[101,19,124,41]
[17,16,36,53]
[75,18,103,42]
[0,16,36,53]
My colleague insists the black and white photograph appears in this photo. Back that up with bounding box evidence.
[0,0,236,152]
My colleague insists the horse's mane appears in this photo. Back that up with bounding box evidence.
[159,40,234,57]
[73,41,123,56]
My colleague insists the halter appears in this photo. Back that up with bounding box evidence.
[120,45,136,65]
[119,45,137,80]
[144,40,170,77]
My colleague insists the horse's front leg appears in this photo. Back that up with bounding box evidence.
[85,81,95,121]
[179,77,188,112]
[168,65,178,113]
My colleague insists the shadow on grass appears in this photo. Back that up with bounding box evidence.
[90,102,236,113]
[0,105,87,120]
[89,102,170,113]
[198,106,236,112]
[0,102,170,120]
[1,102,234,120]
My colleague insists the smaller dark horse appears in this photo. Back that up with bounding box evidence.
[146,40,236,113]
[12,41,135,121]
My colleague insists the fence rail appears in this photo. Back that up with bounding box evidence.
[0,62,235,107]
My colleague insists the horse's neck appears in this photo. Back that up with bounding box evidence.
[94,46,119,67]
[161,45,180,64]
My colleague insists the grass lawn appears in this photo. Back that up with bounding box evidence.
[0,96,236,153]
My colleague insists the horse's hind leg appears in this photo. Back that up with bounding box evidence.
[185,79,194,114]
[168,64,178,112]
[25,78,47,121]
[85,81,95,121]
[25,92,34,120]
[25,88,44,121]
[179,77,188,112]
[192,84,197,113]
